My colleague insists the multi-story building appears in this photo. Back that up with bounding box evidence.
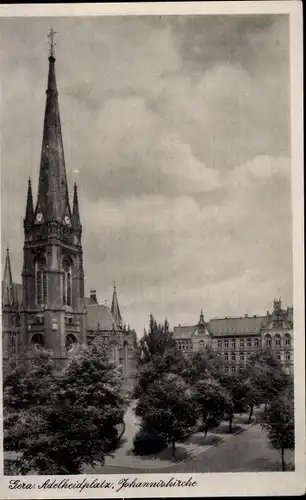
[2,35,136,389]
[173,299,293,374]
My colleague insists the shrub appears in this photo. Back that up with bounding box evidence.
[133,428,166,456]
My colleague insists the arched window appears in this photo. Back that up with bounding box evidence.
[35,257,47,305]
[65,334,78,353]
[62,258,72,306]
[284,333,291,348]
[31,333,45,351]
[110,344,119,366]
[264,334,272,347]
[274,334,281,347]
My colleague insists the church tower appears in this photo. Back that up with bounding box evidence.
[2,248,20,359]
[20,29,86,360]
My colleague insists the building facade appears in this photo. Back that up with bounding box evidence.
[173,299,294,374]
[2,42,136,389]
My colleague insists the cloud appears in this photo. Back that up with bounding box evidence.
[0,15,292,336]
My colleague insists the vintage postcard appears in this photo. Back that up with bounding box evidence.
[0,1,304,498]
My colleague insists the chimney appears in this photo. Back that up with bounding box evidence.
[90,289,97,304]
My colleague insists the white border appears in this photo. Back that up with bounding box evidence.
[0,2,304,498]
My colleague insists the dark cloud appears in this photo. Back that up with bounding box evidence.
[1,14,292,334]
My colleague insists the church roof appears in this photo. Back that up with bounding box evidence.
[14,283,23,305]
[111,283,122,328]
[35,46,71,223]
[86,304,117,331]
[2,248,16,306]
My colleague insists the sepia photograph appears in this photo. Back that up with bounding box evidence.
[0,2,304,498]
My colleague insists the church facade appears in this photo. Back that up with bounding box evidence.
[2,43,136,389]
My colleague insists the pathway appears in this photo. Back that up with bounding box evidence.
[86,422,294,474]
[84,404,262,472]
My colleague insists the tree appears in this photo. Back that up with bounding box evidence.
[194,377,232,438]
[133,315,186,398]
[3,351,58,453]
[221,373,249,433]
[137,315,176,365]
[135,373,198,460]
[261,384,294,471]
[182,347,226,384]
[4,339,127,475]
[246,348,290,408]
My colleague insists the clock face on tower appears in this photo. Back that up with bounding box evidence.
[64,215,71,226]
[36,212,43,223]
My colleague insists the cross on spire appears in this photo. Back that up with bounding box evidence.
[48,26,57,58]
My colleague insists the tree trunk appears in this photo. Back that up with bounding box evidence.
[204,424,208,439]
[264,401,268,411]
[171,438,176,461]
[281,446,286,471]
[229,412,233,433]
[248,404,254,424]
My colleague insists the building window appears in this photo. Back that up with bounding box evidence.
[240,339,245,348]
[285,352,291,361]
[224,353,229,361]
[65,334,78,353]
[224,366,229,373]
[231,366,236,373]
[31,333,45,351]
[35,256,47,305]
[231,353,236,361]
[247,338,252,347]
[240,353,245,362]
[62,258,72,306]
[264,334,272,347]
[275,334,281,347]
[217,340,222,349]
[275,352,281,360]
[110,344,119,365]
[199,340,204,349]
[284,334,291,347]
[231,339,236,348]
[253,338,259,347]
[123,342,129,376]
[224,340,229,349]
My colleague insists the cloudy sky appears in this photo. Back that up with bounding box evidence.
[1,14,292,335]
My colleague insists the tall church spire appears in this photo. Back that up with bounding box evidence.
[72,182,81,229]
[35,28,70,223]
[2,248,15,307]
[24,177,34,224]
[111,283,123,328]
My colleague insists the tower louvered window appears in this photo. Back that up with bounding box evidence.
[36,257,47,305]
[62,258,72,306]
